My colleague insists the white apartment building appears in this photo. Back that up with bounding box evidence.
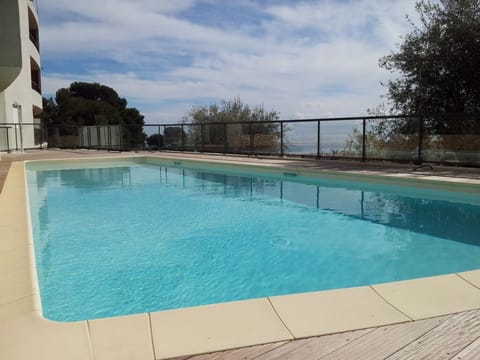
[0,0,42,152]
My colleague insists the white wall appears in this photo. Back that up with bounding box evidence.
[0,0,42,151]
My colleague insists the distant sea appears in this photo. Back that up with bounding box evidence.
[286,143,346,154]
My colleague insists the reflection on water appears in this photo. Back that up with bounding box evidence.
[33,166,133,191]
[152,166,480,246]
[30,165,480,246]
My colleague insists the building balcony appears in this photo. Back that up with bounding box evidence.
[29,30,39,51]
[28,6,40,52]
[30,57,41,94]
[28,0,38,13]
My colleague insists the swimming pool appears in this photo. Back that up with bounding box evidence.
[26,157,480,321]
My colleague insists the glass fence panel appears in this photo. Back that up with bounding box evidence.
[182,124,199,151]
[81,127,89,148]
[253,122,281,155]
[164,125,184,150]
[144,125,162,150]
[226,123,250,154]
[203,124,226,153]
[0,127,10,151]
[89,127,99,148]
[320,120,362,159]
[98,127,108,149]
[34,123,43,146]
[121,124,145,150]
[109,126,121,150]
[52,126,79,148]
[284,121,317,156]
[422,114,480,165]
[365,117,418,161]
[0,123,44,150]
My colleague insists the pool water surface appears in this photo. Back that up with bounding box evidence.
[26,160,480,321]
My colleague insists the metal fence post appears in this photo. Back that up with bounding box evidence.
[316,120,321,159]
[73,127,77,149]
[224,123,228,154]
[181,124,185,151]
[249,122,253,155]
[39,125,43,149]
[417,116,424,163]
[362,118,366,162]
[6,128,10,152]
[162,125,166,149]
[97,126,101,150]
[108,126,112,151]
[14,125,18,151]
[280,122,284,157]
[119,126,123,151]
[156,125,161,151]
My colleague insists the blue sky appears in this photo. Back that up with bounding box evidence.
[38,0,417,124]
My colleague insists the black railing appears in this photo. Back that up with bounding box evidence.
[47,114,480,166]
[31,80,41,93]
[29,30,40,51]
[3,114,479,166]
[0,123,46,152]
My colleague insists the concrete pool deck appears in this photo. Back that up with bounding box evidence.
[1,149,480,359]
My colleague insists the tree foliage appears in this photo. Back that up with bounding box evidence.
[146,133,164,149]
[183,98,280,152]
[41,82,146,148]
[380,0,480,116]
[365,0,480,161]
[182,98,282,152]
[184,97,280,124]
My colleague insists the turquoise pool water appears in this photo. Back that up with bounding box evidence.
[27,160,480,321]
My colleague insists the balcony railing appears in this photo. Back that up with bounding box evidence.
[31,79,41,93]
[30,57,41,94]
[29,0,38,10]
[29,30,39,51]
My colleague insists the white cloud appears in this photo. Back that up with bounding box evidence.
[39,0,418,123]
[265,0,413,35]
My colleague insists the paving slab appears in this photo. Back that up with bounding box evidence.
[88,313,155,360]
[150,299,293,359]
[269,286,410,339]
[458,270,480,289]
[373,274,480,320]
[0,313,93,360]
[0,295,40,322]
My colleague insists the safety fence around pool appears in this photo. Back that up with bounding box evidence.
[0,122,44,152]
[2,114,480,166]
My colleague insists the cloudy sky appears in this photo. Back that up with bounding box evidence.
[38,0,418,124]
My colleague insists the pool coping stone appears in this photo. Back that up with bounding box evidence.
[88,313,155,360]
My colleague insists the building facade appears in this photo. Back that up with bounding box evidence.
[0,0,42,152]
